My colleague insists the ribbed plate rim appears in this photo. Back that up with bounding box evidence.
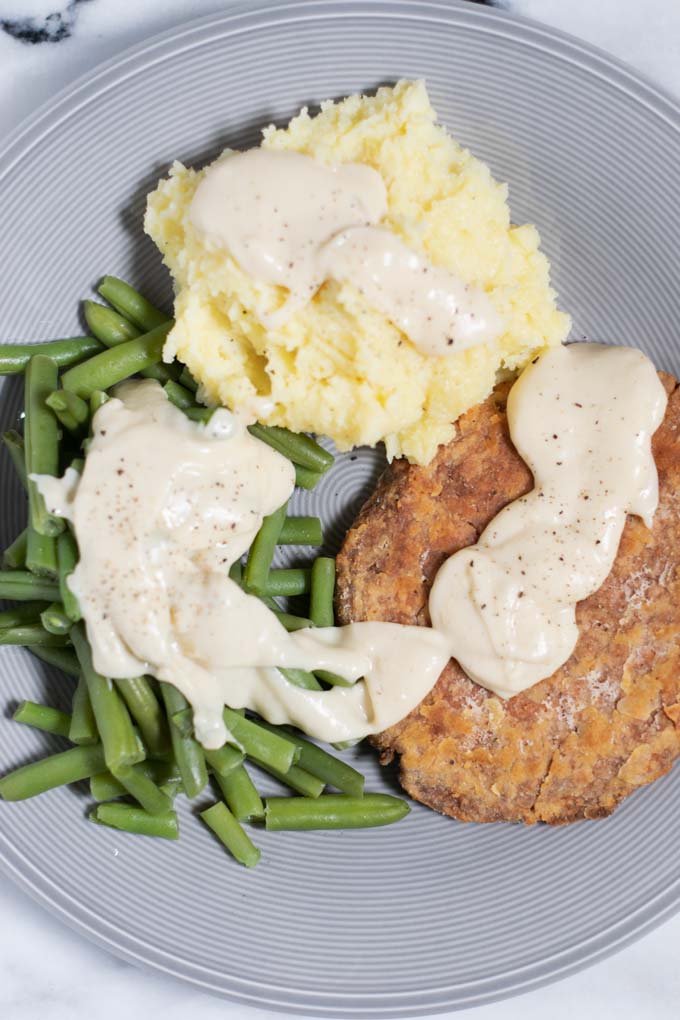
[2,1,680,1015]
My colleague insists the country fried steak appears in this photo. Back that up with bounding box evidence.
[336,373,680,824]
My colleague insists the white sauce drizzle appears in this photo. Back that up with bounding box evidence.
[430,343,667,697]
[189,148,502,355]
[35,344,666,745]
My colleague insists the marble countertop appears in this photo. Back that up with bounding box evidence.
[1,1,680,1018]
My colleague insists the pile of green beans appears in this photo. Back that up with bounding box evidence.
[0,276,409,868]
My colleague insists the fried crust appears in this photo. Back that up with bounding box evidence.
[336,373,680,824]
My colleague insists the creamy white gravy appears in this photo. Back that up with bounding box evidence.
[36,344,666,746]
[190,148,502,355]
[37,381,449,748]
[430,343,667,697]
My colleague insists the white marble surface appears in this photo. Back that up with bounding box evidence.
[2,1,680,1018]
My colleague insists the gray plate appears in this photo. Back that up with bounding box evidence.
[1,1,680,1016]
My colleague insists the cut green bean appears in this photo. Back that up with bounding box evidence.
[30,643,80,677]
[114,676,168,756]
[0,743,106,801]
[259,723,365,797]
[163,380,195,410]
[247,423,333,473]
[179,366,198,392]
[0,624,69,647]
[310,557,336,628]
[170,707,193,738]
[25,355,64,537]
[279,667,322,691]
[71,624,141,770]
[61,323,171,398]
[40,603,72,635]
[265,794,410,831]
[0,571,60,601]
[0,337,103,375]
[111,764,173,816]
[90,758,181,801]
[201,801,260,868]
[3,528,27,569]
[98,276,168,333]
[243,501,287,594]
[45,389,89,434]
[83,300,139,345]
[184,406,214,423]
[214,764,264,821]
[228,559,243,583]
[13,700,71,738]
[203,743,245,777]
[91,802,178,840]
[89,390,109,415]
[89,771,126,801]
[57,530,81,622]
[3,430,27,488]
[273,611,314,633]
[252,758,325,798]
[26,529,59,579]
[278,517,323,546]
[69,672,99,746]
[223,708,299,773]
[294,465,323,490]
[256,568,311,597]
[0,602,47,628]
[160,683,208,799]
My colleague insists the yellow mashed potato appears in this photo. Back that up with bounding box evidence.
[145,80,570,465]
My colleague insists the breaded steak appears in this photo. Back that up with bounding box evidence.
[336,373,680,824]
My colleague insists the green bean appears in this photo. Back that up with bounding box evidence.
[309,557,336,628]
[203,743,244,777]
[160,683,208,799]
[228,559,243,584]
[179,366,198,392]
[259,723,364,797]
[90,390,109,415]
[57,530,81,622]
[0,624,69,647]
[98,276,168,333]
[69,672,99,746]
[90,802,179,840]
[243,501,287,594]
[0,571,60,601]
[40,603,72,635]
[0,602,47,628]
[111,764,173,816]
[294,465,323,490]
[13,701,71,738]
[61,323,171,398]
[45,389,89,434]
[3,528,27,569]
[214,764,264,821]
[278,667,322,691]
[184,406,214,423]
[71,624,141,770]
[278,517,323,546]
[247,423,333,473]
[84,300,176,386]
[3,430,27,488]
[30,644,80,677]
[201,801,260,868]
[163,380,195,410]
[26,530,59,579]
[25,355,64,537]
[0,743,106,801]
[83,300,139,345]
[273,611,314,633]
[265,794,410,831]
[170,707,193,738]
[223,708,299,773]
[114,676,168,756]
[256,568,311,597]
[90,759,181,801]
[0,337,102,375]
[252,758,324,798]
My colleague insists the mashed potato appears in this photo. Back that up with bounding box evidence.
[145,80,570,464]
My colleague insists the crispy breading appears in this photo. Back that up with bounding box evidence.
[336,373,680,824]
